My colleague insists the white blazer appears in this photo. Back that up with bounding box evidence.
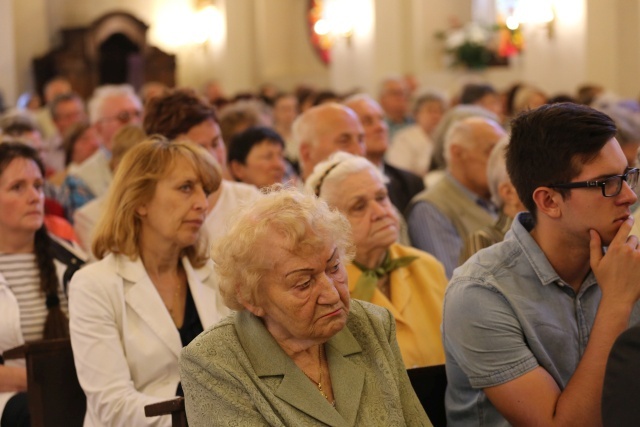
[69,253,230,427]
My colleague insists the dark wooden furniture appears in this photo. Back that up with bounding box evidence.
[145,396,188,427]
[33,11,175,99]
[3,338,86,427]
[407,364,448,427]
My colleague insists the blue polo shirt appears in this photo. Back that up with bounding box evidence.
[443,212,625,426]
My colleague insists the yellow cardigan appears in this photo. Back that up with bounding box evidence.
[346,243,447,368]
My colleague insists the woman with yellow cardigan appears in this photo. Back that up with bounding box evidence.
[305,151,448,368]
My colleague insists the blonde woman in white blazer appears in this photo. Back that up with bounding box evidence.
[69,137,231,427]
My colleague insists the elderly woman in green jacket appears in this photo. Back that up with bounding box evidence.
[179,187,431,426]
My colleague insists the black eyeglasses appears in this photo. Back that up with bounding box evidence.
[548,167,640,197]
[102,109,142,124]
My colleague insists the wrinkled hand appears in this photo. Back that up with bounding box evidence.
[590,217,640,304]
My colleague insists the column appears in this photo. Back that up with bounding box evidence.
[0,0,16,107]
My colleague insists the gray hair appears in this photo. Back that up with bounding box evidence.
[442,119,472,166]
[442,116,502,166]
[487,137,510,208]
[431,104,500,169]
[343,93,376,108]
[88,84,142,124]
[413,91,448,116]
[377,75,406,98]
[592,98,640,146]
[304,151,388,203]
[49,92,84,120]
[212,185,355,311]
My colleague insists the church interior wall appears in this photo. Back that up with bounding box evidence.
[2,0,640,105]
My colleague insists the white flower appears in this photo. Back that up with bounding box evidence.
[445,29,466,49]
[465,23,488,44]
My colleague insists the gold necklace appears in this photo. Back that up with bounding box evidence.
[301,345,335,407]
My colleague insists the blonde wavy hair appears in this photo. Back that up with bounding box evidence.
[212,186,355,311]
[92,136,222,266]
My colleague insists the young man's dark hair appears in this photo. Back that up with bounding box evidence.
[143,89,218,138]
[507,102,617,217]
[227,126,284,166]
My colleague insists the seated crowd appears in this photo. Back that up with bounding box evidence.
[1,75,640,427]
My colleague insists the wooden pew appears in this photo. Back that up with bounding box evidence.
[145,396,188,427]
[3,338,86,427]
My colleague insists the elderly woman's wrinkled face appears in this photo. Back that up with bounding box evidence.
[249,237,350,345]
[329,169,398,253]
[0,157,45,236]
[136,157,209,250]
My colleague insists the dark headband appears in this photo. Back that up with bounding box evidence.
[314,161,341,197]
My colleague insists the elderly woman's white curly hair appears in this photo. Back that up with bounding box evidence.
[212,185,355,311]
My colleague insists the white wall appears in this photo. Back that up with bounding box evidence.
[12,0,50,99]
[613,0,640,97]
[252,0,329,92]
[2,0,639,106]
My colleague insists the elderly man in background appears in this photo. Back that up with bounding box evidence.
[429,109,501,174]
[344,94,425,214]
[378,76,414,139]
[293,102,365,182]
[59,85,142,219]
[47,92,87,172]
[459,138,526,262]
[67,84,142,199]
[407,116,505,277]
[34,76,72,141]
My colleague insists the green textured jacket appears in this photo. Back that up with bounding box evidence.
[179,300,432,426]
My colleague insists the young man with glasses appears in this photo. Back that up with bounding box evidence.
[443,102,640,426]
